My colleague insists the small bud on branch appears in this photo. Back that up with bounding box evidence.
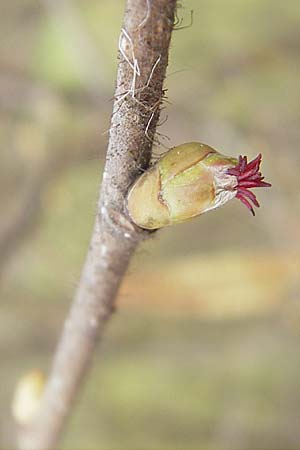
[127,142,271,229]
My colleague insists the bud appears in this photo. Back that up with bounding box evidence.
[126,142,271,230]
[12,370,45,426]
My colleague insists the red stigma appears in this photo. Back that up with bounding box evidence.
[227,154,271,216]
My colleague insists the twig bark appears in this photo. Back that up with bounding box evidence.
[18,1,176,448]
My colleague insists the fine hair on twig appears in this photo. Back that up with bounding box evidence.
[117,28,162,108]
[173,9,193,30]
[138,0,151,29]
[119,27,141,75]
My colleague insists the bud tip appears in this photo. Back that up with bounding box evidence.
[227,153,271,215]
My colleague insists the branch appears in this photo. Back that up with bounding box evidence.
[18,1,176,448]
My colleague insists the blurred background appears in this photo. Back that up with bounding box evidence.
[1,0,300,449]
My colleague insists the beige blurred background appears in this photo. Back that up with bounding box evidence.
[1,0,300,449]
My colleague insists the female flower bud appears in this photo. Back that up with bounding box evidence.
[126,142,271,230]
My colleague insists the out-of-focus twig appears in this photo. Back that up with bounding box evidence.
[18,0,177,449]
[0,135,101,277]
[40,0,108,96]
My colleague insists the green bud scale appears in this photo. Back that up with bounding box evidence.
[126,142,271,230]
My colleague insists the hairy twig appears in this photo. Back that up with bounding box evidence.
[18,0,177,448]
